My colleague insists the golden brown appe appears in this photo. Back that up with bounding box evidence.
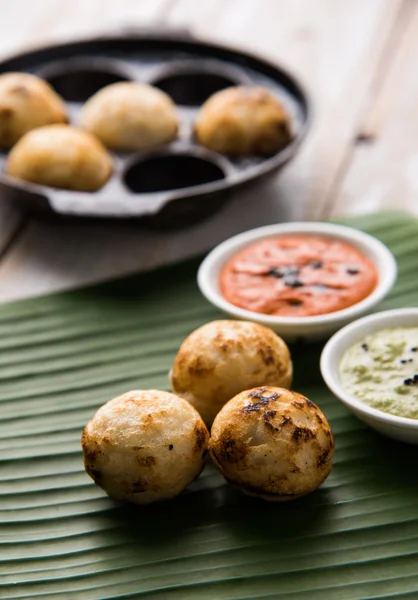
[6,124,113,191]
[170,320,292,425]
[194,86,292,156]
[81,390,209,505]
[0,72,68,148]
[80,82,179,151]
[210,386,334,501]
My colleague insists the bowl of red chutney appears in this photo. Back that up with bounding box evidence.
[198,222,397,340]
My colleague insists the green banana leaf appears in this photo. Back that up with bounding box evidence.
[2,211,418,599]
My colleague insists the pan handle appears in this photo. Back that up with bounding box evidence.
[0,179,52,214]
[110,24,197,41]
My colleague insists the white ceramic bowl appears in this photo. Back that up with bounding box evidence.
[321,308,418,444]
[198,222,397,341]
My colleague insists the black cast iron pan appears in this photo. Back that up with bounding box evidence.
[0,28,310,228]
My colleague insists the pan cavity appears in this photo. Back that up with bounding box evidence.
[151,63,246,106]
[124,152,226,194]
[38,59,133,102]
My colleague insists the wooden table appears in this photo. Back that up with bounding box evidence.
[0,0,416,302]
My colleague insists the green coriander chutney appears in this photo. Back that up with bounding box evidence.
[339,327,418,419]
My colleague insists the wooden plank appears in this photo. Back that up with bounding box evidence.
[0,0,403,300]
[330,1,418,218]
[0,184,318,302]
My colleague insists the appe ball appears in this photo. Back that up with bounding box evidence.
[81,390,209,505]
[80,82,179,151]
[0,72,68,148]
[170,320,292,425]
[194,86,292,156]
[6,124,113,191]
[210,386,334,501]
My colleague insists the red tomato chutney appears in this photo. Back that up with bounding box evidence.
[219,235,378,317]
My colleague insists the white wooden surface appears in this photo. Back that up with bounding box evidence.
[0,0,414,301]
[330,0,418,218]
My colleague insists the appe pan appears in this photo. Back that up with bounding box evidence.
[0,28,310,228]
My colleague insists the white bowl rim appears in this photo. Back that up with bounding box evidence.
[320,307,418,429]
[197,221,397,326]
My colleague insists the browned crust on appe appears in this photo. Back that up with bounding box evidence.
[209,386,334,501]
[193,421,210,456]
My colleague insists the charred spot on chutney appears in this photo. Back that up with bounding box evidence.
[310,261,323,269]
[267,265,299,278]
[285,278,304,288]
